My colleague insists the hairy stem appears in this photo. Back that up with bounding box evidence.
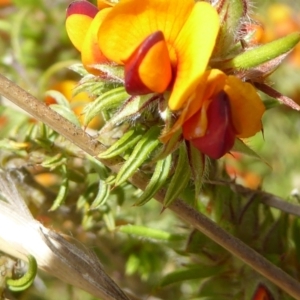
[1,74,300,299]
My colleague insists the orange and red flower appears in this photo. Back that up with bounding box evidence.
[66,0,265,159]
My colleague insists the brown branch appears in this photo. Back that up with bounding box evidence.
[1,74,300,299]
[208,179,300,217]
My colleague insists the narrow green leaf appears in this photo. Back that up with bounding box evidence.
[49,165,69,211]
[50,104,81,127]
[224,32,300,70]
[160,266,223,287]
[90,180,110,209]
[98,129,143,159]
[115,127,161,186]
[84,87,130,126]
[153,129,182,162]
[45,90,70,108]
[134,154,172,206]
[41,153,65,169]
[164,143,191,207]
[69,63,89,77]
[119,225,183,241]
[88,155,109,180]
[6,255,37,292]
[109,94,159,126]
[188,143,206,200]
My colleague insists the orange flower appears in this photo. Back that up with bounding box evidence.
[162,70,265,158]
[66,0,220,111]
[66,1,111,74]
[66,0,265,159]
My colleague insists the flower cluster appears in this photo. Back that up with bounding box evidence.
[65,0,298,159]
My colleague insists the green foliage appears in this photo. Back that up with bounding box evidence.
[1,1,300,299]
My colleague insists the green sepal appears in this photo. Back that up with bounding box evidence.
[160,265,223,287]
[115,126,161,186]
[83,87,130,126]
[223,32,300,70]
[93,64,125,83]
[232,138,263,161]
[49,165,69,211]
[119,225,183,241]
[98,128,143,159]
[90,180,110,210]
[6,255,37,292]
[164,142,191,207]
[213,0,246,57]
[50,104,81,127]
[134,154,172,206]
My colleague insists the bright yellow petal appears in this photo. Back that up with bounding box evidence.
[168,2,220,111]
[66,1,99,52]
[97,0,114,9]
[224,76,265,138]
[81,8,111,70]
[98,0,195,64]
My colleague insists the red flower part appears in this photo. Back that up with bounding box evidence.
[124,31,172,95]
[66,0,98,19]
[184,91,236,159]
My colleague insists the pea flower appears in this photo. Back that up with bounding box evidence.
[66,0,266,159]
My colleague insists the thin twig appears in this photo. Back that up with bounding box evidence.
[1,74,300,299]
[207,179,300,217]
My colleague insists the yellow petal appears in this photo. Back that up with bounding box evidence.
[66,1,99,52]
[125,31,172,94]
[98,0,195,64]
[81,8,111,71]
[224,76,265,138]
[168,2,220,110]
[97,0,114,9]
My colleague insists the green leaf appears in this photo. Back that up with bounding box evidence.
[224,32,300,70]
[41,153,66,170]
[83,87,130,126]
[45,90,70,108]
[119,225,183,241]
[188,143,206,200]
[49,165,69,211]
[115,126,161,186]
[50,104,81,127]
[90,180,110,210]
[160,266,223,287]
[108,94,159,126]
[153,129,182,162]
[69,63,89,77]
[164,143,191,207]
[98,128,143,159]
[134,154,172,206]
